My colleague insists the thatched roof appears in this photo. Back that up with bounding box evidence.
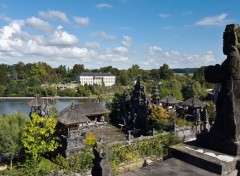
[182,97,204,108]
[57,103,110,125]
[27,96,46,107]
[160,95,179,104]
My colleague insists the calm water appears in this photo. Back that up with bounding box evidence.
[0,98,104,116]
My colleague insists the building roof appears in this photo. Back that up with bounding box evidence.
[160,95,179,104]
[57,103,110,125]
[27,96,46,107]
[182,97,205,108]
[80,72,115,77]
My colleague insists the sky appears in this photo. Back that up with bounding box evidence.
[0,0,240,70]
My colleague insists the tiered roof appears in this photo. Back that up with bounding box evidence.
[57,103,109,125]
[182,97,205,108]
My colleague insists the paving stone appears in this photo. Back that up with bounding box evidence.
[120,158,219,176]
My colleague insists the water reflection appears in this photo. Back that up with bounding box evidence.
[0,98,103,116]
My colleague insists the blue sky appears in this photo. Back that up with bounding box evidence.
[0,0,240,69]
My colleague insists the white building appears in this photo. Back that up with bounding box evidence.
[76,72,116,86]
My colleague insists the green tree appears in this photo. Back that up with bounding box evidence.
[116,71,129,86]
[58,88,76,97]
[128,64,141,79]
[192,66,206,86]
[182,81,207,99]
[0,85,6,96]
[28,76,41,87]
[0,64,8,86]
[0,113,28,169]
[159,63,174,80]
[70,64,85,80]
[99,66,120,76]
[22,113,60,163]
[205,101,216,124]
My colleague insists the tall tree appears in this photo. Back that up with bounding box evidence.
[70,64,85,80]
[0,64,8,86]
[128,64,141,78]
[0,113,28,169]
[159,63,174,80]
[192,66,206,86]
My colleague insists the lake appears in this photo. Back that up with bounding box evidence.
[0,98,106,116]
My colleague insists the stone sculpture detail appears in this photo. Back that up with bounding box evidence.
[197,24,240,156]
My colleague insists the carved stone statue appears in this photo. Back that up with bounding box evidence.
[91,138,114,176]
[197,24,240,156]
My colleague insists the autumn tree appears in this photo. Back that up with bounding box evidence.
[149,105,172,131]
[84,133,97,147]
[0,113,28,169]
[22,113,60,163]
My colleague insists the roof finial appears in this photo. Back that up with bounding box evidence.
[71,101,74,109]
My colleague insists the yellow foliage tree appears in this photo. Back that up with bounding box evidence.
[149,105,172,130]
[84,133,97,147]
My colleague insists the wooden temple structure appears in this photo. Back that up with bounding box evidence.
[56,102,109,157]
[160,95,179,111]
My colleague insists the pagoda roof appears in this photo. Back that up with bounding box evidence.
[27,96,46,107]
[160,95,179,104]
[182,97,205,108]
[57,103,110,125]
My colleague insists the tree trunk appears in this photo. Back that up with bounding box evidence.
[10,157,13,170]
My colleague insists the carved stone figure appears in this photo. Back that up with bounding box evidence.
[92,138,114,176]
[197,24,240,156]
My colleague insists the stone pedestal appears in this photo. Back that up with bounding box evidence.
[197,132,240,156]
[169,142,239,175]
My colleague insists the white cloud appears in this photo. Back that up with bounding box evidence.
[99,54,128,62]
[96,3,113,9]
[98,46,129,63]
[84,42,100,49]
[113,46,128,54]
[141,46,217,68]
[38,10,69,23]
[159,13,170,18]
[122,36,132,47]
[91,31,116,40]
[25,17,52,31]
[0,21,94,64]
[47,26,79,46]
[149,46,162,55]
[195,13,228,26]
[74,16,90,26]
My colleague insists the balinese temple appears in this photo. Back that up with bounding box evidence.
[129,77,149,130]
[56,102,109,157]
[182,97,205,109]
[160,95,179,111]
[151,87,160,105]
[27,96,49,117]
[182,97,206,130]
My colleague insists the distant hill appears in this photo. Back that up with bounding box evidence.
[172,68,197,74]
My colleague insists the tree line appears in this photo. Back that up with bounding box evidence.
[0,61,211,98]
